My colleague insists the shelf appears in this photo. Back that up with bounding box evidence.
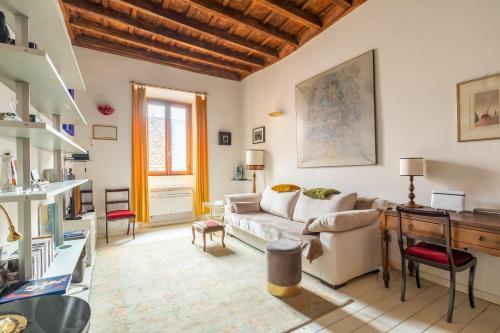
[0,121,86,153]
[0,0,85,90]
[0,44,86,125]
[42,235,88,279]
[0,179,88,203]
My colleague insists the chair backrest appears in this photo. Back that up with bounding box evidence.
[105,188,130,215]
[396,205,454,269]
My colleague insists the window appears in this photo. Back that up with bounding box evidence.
[147,99,192,175]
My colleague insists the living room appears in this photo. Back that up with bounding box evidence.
[0,0,499,332]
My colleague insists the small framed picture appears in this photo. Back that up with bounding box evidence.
[252,126,265,144]
[93,125,118,140]
[218,131,231,145]
[457,73,500,142]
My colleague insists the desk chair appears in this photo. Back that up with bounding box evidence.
[396,205,477,323]
[105,188,136,243]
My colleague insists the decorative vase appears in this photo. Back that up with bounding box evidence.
[0,153,16,192]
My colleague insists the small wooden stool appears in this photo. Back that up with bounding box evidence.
[192,220,225,252]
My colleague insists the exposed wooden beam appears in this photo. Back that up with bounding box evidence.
[112,0,278,59]
[62,0,265,67]
[70,17,251,74]
[253,0,322,29]
[73,34,241,80]
[182,0,298,47]
[332,0,352,10]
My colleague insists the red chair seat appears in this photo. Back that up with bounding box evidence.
[406,242,474,266]
[106,210,136,220]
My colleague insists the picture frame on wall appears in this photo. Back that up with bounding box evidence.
[457,73,500,142]
[93,125,118,140]
[252,126,265,144]
[218,131,231,145]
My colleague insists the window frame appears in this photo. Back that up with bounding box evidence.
[147,98,193,176]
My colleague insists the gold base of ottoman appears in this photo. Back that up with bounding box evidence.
[267,282,301,297]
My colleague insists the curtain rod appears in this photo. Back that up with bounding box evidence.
[130,81,208,96]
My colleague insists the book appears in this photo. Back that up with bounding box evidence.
[0,274,71,304]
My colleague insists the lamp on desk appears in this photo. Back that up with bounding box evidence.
[400,157,424,208]
[245,149,264,193]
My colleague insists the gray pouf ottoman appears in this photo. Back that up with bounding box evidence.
[266,240,302,297]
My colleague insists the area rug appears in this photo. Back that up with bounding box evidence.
[89,234,351,333]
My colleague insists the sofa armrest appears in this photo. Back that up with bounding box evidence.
[308,209,378,233]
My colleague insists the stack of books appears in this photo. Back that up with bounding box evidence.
[4,236,55,282]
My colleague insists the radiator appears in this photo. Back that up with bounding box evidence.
[149,186,195,223]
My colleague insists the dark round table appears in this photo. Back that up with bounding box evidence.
[0,295,91,333]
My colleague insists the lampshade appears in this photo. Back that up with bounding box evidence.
[400,157,424,176]
[246,149,264,170]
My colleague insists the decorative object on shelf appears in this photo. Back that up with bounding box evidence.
[245,149,264,193]
[236,165,245,180]
[93,125,117,140]
[0,204,22,243]
[400,157,424,208]
[0,11,11,44]
[457,73,500,142]
[0,313,27,332]
[296,50,376,167]
[0,99,21,122]
[268,111,284,117]
[0,154,17,192]
[218,131,231,145]
[62,124,74,136]
[38,203,57,237]
[431,190,465,213]
[97,104,115,116]
[252,126,265,144]
[42,169,56,183]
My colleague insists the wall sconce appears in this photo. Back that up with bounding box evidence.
[268,111,284,117]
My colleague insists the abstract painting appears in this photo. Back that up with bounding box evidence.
[457,73,500,142]
[296,50,376,167]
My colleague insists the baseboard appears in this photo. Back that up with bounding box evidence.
[142,217,195,228]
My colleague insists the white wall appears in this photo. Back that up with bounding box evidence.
[240,0,500,303]
[70,47,245,235]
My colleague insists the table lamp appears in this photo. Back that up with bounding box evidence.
[400,157,424,208]
[246,149,264,193]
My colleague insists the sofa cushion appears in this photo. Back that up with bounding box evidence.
[292,192,358,223]
[233,201,261,214]
[271,184,301,193]
[224,193,261,205]
[260,186,300,219]
[306,209,378,233]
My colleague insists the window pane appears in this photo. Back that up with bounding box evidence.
[148,104,166,172]
[170,106,187,172]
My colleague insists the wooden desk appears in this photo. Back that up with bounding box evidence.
[380,208,500,288]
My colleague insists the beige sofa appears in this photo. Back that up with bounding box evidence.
[223,188,387,288]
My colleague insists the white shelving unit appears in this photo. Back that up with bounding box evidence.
[0,180,88,204]
[0,0,85,90]
[0,44,86,125]
[0,121,86,154]
[43,236,88,279]
[0,0,88,284]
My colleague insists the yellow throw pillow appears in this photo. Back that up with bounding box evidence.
[271,184,301,193]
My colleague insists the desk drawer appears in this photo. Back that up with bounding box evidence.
[453,227,500,249]
[386,215,443,238]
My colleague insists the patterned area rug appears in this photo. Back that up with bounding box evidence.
[89,234,351,332]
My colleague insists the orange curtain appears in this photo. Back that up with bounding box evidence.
[194,94,209,216]
[131,84,149,223]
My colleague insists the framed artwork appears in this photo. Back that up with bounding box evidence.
[296,50,376,167]
[93,125,118,140]
[218,131,231,145]
[252,126,265,144]
[457,73,500,142]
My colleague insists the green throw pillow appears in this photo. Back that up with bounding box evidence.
[303,188,340,200]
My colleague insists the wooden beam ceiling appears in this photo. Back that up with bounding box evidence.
[252,0,323,29]
[61,0,366,80]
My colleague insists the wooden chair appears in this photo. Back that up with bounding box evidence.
[396,205,477,323]
[105,188,136,243]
